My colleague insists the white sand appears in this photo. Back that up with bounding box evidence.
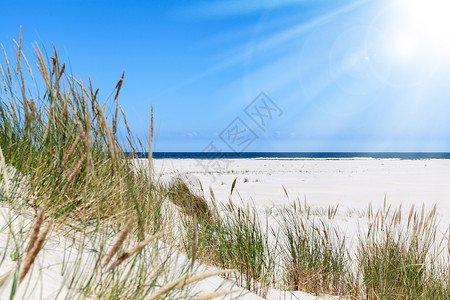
[154,159,450,210]
[153,158,450,239]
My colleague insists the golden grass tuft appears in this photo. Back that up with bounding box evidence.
[25,207,44,253]
[106,230,165,272]
[103,218,133,268]
[167,179,212,221]
[19,220,53,282]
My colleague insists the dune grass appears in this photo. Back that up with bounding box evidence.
[279,200,352,297]
[0,35,449,300]
[358,201,449,299]
[175,184,449,299]
[0,36,236,299]
[177,182,275,298]
[166,178,212,222]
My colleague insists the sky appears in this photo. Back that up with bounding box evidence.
[2,0,450,152]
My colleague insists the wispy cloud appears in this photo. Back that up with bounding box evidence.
[154,0,366,98]
[182,0,322,18]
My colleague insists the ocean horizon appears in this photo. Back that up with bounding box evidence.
[134,152,450,160]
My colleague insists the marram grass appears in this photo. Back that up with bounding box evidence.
[0,36,235,299]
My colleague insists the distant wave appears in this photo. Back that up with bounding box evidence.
[253,157,391,161]
[135,152,450,160]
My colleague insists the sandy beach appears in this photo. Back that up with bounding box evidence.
[154,158,450,236]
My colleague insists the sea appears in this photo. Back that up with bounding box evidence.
[135,152,450,160]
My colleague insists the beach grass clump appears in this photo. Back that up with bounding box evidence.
[358,202,449,299]
[182,198,275,297]
[0,35,170,237]
[0,35,232,299]
[166,178,212,222]
[179,185,450,299]
[280,200,351,297]
[219,203,275,296]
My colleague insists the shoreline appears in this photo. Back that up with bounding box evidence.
[146,152,450,161]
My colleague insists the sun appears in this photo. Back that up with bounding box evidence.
[393,0,450,58]
[365,0,450,85]
[392,34,417,60]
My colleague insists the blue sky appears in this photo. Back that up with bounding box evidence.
[2,0,450,152]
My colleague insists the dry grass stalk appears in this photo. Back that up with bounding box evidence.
[83,95,94,168]
[103,218,133,267]
[0,60,8,95]
[42,55,61,140]
[0,145,9,199]
[148,269,235,300]
[148,271,195,300]
[19,220,53,282]
[120,106,137,155]
[191,289,241,300]
[16,47,33,80]
[113,72,124,102]
[112,72,124,135]
[69,102,92,167]
[209,186,216,202]
[15,33,33,132]
[126,136,137,157]
[190,215,198,270]
[106,230,165,272]
[58,136,80,175]
[32,42,50,85]
[282,185,289,199]
[136,134,145,153]
[120,106,131,138]
[230,177,237,197]
[148,104,154,180]
[96,103,117,162]
[25,207,44,253]
[62,155,86,193]
[1,45,12,86]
